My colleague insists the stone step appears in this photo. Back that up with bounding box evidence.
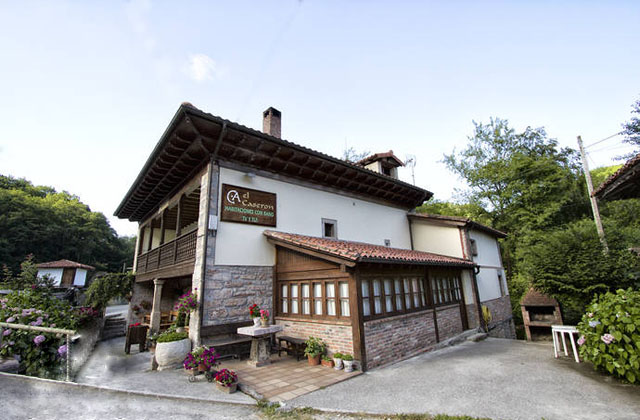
[467,332,489,342]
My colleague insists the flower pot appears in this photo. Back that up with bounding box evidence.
[155,338,191,371]
[333,358,343,370]
[216,382,238,394]
[308,354,321,366]
[343,359,355,373]
[321,359,334,368]
[260,318,268,327]
[252,317,261,327]
[197,363,208,373]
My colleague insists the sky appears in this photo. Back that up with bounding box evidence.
[1,1,639,237]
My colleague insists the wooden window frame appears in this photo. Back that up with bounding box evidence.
[276,279,350,321]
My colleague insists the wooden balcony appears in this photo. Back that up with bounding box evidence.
[135,230,197,280]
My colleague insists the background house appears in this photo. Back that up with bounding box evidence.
[36,259,95,288]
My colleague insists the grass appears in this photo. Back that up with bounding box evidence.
[256,401,492,420]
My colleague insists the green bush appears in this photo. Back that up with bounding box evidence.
[83,272,133,310]
[156,330,188,343]
[577,288,640,383]
[0,289,79,378]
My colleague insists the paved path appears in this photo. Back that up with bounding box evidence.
[0,373,260,420]
[76,336,255,405]
[289,338,640,420]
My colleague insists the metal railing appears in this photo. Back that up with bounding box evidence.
[0,322,76,381]
[136,229,197,274]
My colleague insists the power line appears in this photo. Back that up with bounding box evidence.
[585,132,622,149]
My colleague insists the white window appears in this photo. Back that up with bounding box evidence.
[361,280,370,316]
[313,283,323,315]
[326,283,336,316]
[339,282,350,316]
[291,284,299,314]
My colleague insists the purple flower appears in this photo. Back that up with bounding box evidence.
[601,334,615,345]
[33,335,45,345]
[6,317,15,323]
[577,335,585,346]
[588,320,600,328]
[30,317,43,326]
[57,345,68,357]
[2,329,11,336]
[50,323,56,328]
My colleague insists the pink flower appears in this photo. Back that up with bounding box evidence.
[601,334,615,345]
[577,335,585,346]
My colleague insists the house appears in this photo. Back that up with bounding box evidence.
[115,103,504,370]
[36,259,95,288]
[408,213,515,338]
[594,152,640,200]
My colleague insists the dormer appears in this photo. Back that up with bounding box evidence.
[356,150,404,179]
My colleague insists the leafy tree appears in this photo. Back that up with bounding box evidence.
[0,174,133,273]
[83,272,134,310]
[415,199,492,226]
[621,97,640,158]
[342,147,370,163]
[591,164,622,190]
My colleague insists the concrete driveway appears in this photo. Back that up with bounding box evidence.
[289,338,640,420]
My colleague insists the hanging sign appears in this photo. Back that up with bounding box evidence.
[220,184,277,227]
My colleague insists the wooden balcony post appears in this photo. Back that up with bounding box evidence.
[159,209,166,245]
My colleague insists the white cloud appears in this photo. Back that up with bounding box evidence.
[185,53,220,82]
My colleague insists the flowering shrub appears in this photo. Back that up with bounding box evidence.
[76,306,101,325]
[183,345,219,370]
[0,289,78,378]
[175,289,197,313]
[249,304,260,318]
[260,309,269,320]
[577,288,640,383]
[214,368,238,386]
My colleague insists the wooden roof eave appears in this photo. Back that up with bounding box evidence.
[267,238,357,268]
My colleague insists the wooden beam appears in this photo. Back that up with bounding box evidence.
[268,240,356,267]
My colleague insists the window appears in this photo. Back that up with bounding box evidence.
[362,280,370,316]
[470,239,478,256]
[384,239,391,247]
[373,279,383,314]
[322,218,337,239]
[276,279,350,319]
[361,275,432,319]
[430,272,462,306]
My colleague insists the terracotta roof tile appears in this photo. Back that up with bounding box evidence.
[36,259,95,270]
[264,231,475,267]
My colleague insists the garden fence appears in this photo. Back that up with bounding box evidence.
[0,321,76,381]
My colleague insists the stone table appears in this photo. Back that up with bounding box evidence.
[237,324,283,367]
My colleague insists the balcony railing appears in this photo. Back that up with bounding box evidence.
[136,229,197,274]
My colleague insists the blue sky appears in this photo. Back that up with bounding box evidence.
[1,1,639,236]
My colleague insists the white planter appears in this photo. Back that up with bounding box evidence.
[253,317,261,327]
[155,338,191,371]
[333,358,343,370]
[343,359,355,373]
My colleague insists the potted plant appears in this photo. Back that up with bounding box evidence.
[342,353,355,372]
[214,368,238,393]
[183,345,219,382]
[154,329,191,371]
[321,355,334,368]
[332,352,343,370]
[304,336,326,366]
[260,309,270,327]
[249,304,261,327]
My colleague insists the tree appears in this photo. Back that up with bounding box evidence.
[342,147,370,163]
[415,199,492,226]
[621,97,640,158]
[0,174,133,273]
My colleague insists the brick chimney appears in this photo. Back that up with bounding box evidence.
[263,107,281,138]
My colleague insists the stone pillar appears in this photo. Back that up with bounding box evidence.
[189,161,219,346]
[150,278,165,333]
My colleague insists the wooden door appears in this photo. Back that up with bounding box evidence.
[61,268,75,287]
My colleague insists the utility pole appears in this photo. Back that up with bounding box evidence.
[577,135,609,253]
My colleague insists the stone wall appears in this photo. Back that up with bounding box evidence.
[436,305,464,341]
[275,319,354,356]
[363,310,437,369]
[202,265,273,326]
[127,281,154,325]
[482,295,516,339]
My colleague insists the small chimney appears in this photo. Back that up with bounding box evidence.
[263,107,281,138]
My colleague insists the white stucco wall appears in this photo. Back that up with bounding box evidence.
[214,167,413,266]
[469,229,507,302]
[37,268,63,286]
[410,221,464,259]
[74,269,88,286]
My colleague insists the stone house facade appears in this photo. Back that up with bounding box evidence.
[115,103,512,370]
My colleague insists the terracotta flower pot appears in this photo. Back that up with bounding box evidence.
[321,359,334,368]
[308,354,321,366]
[260,318,268,327]
[197,363,208,372]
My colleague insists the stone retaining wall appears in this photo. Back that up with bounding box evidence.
[482,295,516,339]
